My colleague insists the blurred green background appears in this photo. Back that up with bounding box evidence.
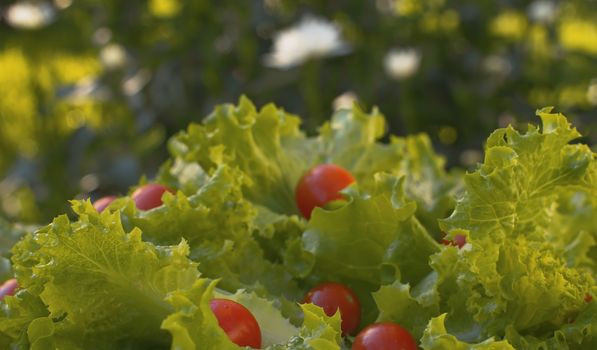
[0,0,596,224]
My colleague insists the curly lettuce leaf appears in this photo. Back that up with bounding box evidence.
[162,96,313,215]
[440,108,596,244]
[504,301,597,349]
[391,134,461,238]
[264,304,342,350]
[122,165,303,301]
[549,185,597,270]
[431,233,595,342]
[3,200,343,349]
[426,110,597,347]
[303,173,438,287]
[0,290,49,348]
[6,202,201,349]
[372,276,439,341]
[315,106,401,191]
[421,314,515,350]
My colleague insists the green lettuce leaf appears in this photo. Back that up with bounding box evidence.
[429,109,597,347]
[372,277,439,340]
[7,201,201,349]
[548,185,597,270]
[391,134,461,238]
[162,96,405,216]
[264,304,342,350]
[123,165,303,301]
[162,96,313,215]
[431,233,595,342]
[504,301,597,349]
[215,289,344,349]
[315,106,401,192]
[0,290,49,349]
[421,314,515,349]
[440,108,596,244]
[303,173,438,287]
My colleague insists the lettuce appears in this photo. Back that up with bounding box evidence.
[160,97,457,234]
[432,234,595,341]
[1,198,343,349]
[391,134,461,238]
[161,96,314,215]
[372,278,439,340]
[431,108,597,346]
[366,108,597,348]
[264,303,342,350]
[421,314,515,350]
[5,203,202,348]
[1,101,595,349]
[440,108,596,247]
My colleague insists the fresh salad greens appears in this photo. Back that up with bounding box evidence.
[0,98,595,349]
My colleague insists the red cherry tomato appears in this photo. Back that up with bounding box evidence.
[441,234,466,249]
[585,294,593,303]
[295,164,355,219]
[304,282,361,335]
[210,298,262,348]
[352,322,417,350]
[93,196,118,213]
[0,279,18,301]
[131,183,173,211]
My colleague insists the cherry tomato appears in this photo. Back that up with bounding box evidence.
[210,298,262,348]
[93,195,118,213]
[295,164,355,219]
[0,279,18,301]
[441,233,466,249]
[131,183,173,211]
[304,282,361,335]
[352,322,417,350]
[585,294,593,303]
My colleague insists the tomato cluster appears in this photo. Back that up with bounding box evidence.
[304,282,416,350]
[209,164,417,349]
[295,165,417,349]
[209,281,416,350]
